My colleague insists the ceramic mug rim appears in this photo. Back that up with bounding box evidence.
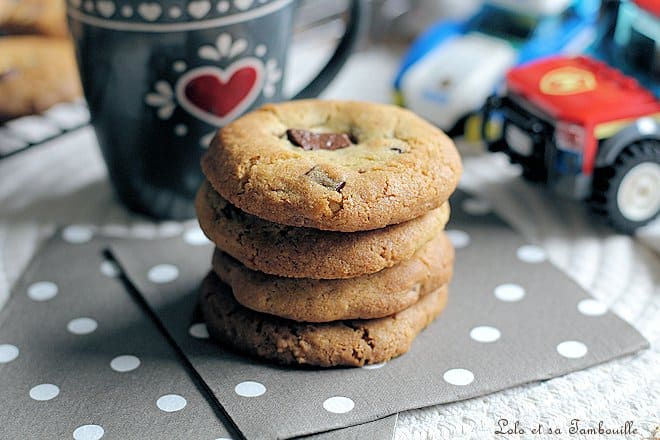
[67,0,293,32]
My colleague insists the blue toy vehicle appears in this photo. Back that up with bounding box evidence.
[393,0,602,141]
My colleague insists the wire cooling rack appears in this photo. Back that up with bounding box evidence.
[0,100,90,159]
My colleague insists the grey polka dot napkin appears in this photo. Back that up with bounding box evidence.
[109,190,649,440]
[0,235,397,440]
[0,237,235,440]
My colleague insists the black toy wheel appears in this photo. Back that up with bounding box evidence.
[591,140,660,233]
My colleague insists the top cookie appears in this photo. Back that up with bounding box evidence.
[202,100,462,232]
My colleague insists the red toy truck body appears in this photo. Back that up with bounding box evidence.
[484,0,660,233]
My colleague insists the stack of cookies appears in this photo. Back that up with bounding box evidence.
[196,100,462,367]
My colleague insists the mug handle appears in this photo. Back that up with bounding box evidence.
[292,0,368,99]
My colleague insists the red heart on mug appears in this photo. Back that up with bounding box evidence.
[176,59,264,126]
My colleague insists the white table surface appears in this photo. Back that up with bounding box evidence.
[1,48,658,439]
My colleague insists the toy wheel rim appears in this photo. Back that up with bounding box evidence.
[616,161,660,222]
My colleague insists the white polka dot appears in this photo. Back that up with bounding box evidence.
[516,245,546,263]
[183,227,210,246]
[556,340,588,359]
[100,260,120,278]
[110,355,141,372]
[67,317,98,335]
[62,225,94,243]
[461,198,492,215]
[159,221,183,237]
[120,5,133,17]
[446,229,470,249]
[173,60,187,72]
[73,424,104,440]
[157,394,187,412]
[443,368,474,386]
[470,326,501,343]
[29,383,59,401]
[255,44,267,57]
[0,344,19,363]
[217,1,230,12]
[362,362,386,370]
[148,264,179,283]
[174,124,188,136]
[493,283,525,302]
[169,6,182,17]
[101,224,130,237]
[234,381,266,397]
[189,323,209,339]
[577,299,607,316]
[323,396,354,414]
[27,281,58,301]
[131,223,157,239]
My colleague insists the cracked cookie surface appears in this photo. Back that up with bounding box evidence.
[196,180,451,279]
[211,232,454,322]
[201,100,462,232]
[200,271,449,367]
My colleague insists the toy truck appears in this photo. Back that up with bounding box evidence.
[393,0,601,141]
[483,0,659,232]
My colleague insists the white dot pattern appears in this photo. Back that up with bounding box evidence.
[183,228,210,246]
[577,299,607,316]
[516,245,546,263]
[323,396,355,414]
[27,281,58,301]
[110,355,141,372]
[148,264,179,283]
[234,381,266,397]
[67,318,98,335]
[100,260,120,278]
[157,394,187,412]
[62,225,94,243]
[494,284,525,302]
[158,222,184,237]
[175,124,188,136]
[29,383,59,401]
[470,326,501,343]
[362,362,386,370]
[189,323,210,339]
[0,344,19,363]
[443,368,474,386]
[173,61,187,72]
[556,340,588,359]
[73,424,105,440]
[255,44,267,57]
[446,229,470,249]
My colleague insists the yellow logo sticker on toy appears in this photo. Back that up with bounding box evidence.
[540,67,597,96]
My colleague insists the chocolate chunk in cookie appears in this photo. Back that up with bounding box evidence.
[286,129,354,151]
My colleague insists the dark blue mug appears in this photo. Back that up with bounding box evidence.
[67,0,365,219]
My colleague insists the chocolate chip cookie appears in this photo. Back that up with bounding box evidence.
[200,271,449,367]
[0,36,82,120]
[202,100,462,232]
[196,181,450,279]
[0,0,68,37]
[212,232,453,322]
